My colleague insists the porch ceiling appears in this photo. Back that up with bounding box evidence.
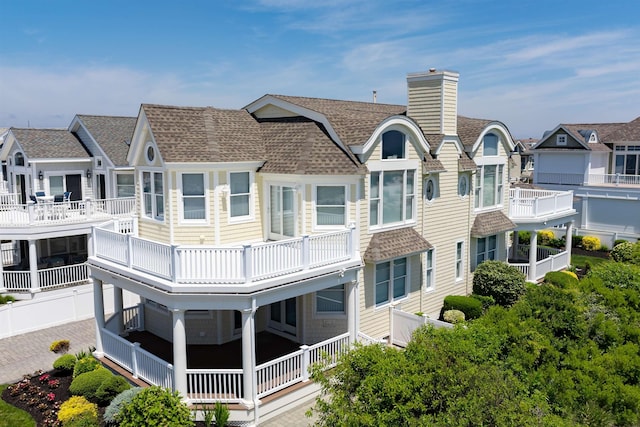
[125,330,301,369]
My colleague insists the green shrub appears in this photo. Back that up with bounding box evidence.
[117,386,191,427]
[610,241,634,262]
[582,236,601,251]
[517,230,531,245]
[548,237,565,249]
[53,354,77,373]
[73,356,101,378]
[573,235,583,248]
[544,271,578,289]
[214,401,230,427]
[614,239,628,247]
[443,309,465,324]
[75,346,96,361]
[104,387,143,425]
[50,339,70,354]
[472,260,526,307]
[57,396,98,425]
[538,229,555,246]
[0,294,16,304]
[69,367,113,402]
[471,293,495,310]
[443,295,482,320]
[63,412,100,427]
[95,375,131,405]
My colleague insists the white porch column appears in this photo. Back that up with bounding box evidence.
[241,307,257,408]
[0,255,5,293]
[28,239,40,293]
[93,279,105,356]
[114,286,124,335]
[171,308,188,401]
[528,230,538,282]
[565,221,574,268]
[346,280,358,344]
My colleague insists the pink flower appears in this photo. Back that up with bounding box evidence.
[39,373,50,382]
[48,379,60,388]
[46,392,56,402]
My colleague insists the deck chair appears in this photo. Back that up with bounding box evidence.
[29,195,38,204]
[35,191,46,197]
[63,191,72,202]
[53,194,64,203]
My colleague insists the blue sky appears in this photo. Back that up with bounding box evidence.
[1,0,639,139]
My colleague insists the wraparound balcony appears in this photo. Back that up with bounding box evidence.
[91,225,359,293]
[509,188,575,222]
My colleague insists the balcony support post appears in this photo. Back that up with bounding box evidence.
[565,221,574,269]
[0,254,5,293]
[93,278,105,357]
[347,280,358,345]
[28,239,40,293]
[114,286,124,336]
[241,304,257,408]
[528,230,538,283]
[171,308,188,402]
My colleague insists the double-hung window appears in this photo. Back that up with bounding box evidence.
[316,284,345,314]
[615,145,640,175]
[375,257,407,306]
[180,173,205,221]
[424,249,435,291]
[475,164,504,209]
[316,185,346,227]
[229,172,251,219]
[370,170,415,226]
[476,235,497,266]
[455,241,464,281]
[142,171,164,220]
[116,174,135,198]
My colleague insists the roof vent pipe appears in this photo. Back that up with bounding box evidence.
[372,90,377,103]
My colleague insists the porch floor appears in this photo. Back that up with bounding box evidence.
[125,330,301,369]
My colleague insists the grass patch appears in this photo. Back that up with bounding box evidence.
[0,384,36,427]
[572,253,610,269]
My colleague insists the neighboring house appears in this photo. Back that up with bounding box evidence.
[0,119,137,337]
[87,69,575,423]
[510,138,536,182]
[532,117,640,244]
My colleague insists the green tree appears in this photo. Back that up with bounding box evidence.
[472,260,526,306]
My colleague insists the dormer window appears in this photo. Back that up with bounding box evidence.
[589,133,597,143]
[382,130,405,159]
[14,152,25,166]
[557,134,567,146]
[483,133,498,156]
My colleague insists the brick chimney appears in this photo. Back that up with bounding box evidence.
[406,69,459,135]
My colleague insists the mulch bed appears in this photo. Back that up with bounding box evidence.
[1,369,107,427]
[572,247,611,259]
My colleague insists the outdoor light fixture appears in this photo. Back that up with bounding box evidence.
[86,169,92,179]
[38,171,43,180]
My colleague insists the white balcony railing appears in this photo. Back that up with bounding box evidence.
[93,225,357,285]
[0,197,136,227]
[536,172,640,187]
[587,173,640,186]
[509,188,574,220]
[2,262,90,292]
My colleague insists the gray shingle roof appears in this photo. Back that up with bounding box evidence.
[258,117,365,175]
[76,115,137,166]
[471,210,516,237]
[458,154,477,171]
[363,228,433,262]
[10,128,89,159]
[142,104,265,163]
[601,116,640,142]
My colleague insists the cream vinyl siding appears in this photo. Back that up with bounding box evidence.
[442,79,458,135]
[420,142,471,317]
[171,171,215,244]
[219,171,263,245]
[300,293,348,344]
[407,79,443,134]
[253,104,298,119]
[136,173,171,244]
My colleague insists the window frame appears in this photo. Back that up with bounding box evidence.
[178,172,208,224]
[227,171,254,222]
[381,130,406,160]
[455,241,464,282]
[314,284,346,317]
[369,169,416,228]
[424,248,435,292]
[375,257,408,308]
[458,174,469,198]
[483,133,499,156]
[141,170,165,222]
[474,163,504,210]
[115,173,135,198]
[314,184,347,229]
[556,134,567,146]
[475,235,497,267]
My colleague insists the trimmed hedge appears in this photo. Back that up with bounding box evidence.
[53,354,77,373]
[57,396,98,425]
[95,375,131,405]
[544,271,578,288]
[442,295,482,320]
[472,260,526,307]
[69,367,113,402]
[73,356,101,378]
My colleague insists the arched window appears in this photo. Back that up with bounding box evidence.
[14,152,25,166]
[382,130,405,159]
[483,134,498,156]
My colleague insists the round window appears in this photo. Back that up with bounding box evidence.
[146,146,155,162]
[458,175,468,197]
[425,179,435,201]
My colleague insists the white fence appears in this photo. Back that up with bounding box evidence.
[391,308,453,348]
[0,283,139,338]
[509,250,569,282]
[93,226,356,285]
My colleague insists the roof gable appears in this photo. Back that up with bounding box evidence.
[5,128,89,160]
[72,115,137,167]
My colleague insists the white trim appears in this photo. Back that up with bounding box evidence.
[140,169,165,223]
[359,117,430,159]
[455,240,465,282]
[177,172,209,225]
[313,283,347,319]
[424,248,436,293]
[557,134,567,146]
[458,174,469,198]
[312,184,348,231]
[227,171,255,223]
[469,122,516,154]
[424,176,438,203]
[374,256,410,309]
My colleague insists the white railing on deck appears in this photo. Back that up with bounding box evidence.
[101,328,174,389]
[38,263,89,290]
[0,193,17,205]
[1,242,19,267]
[509,188,574,219]
[515,244,561,262]
[186,369,243,403]
[256,349,303,397]
[123,305,142,332]
[93,226,356,285]
[308,332,350,367]
[509,250,568,281]
[588,173,640,186]
[3,271,31,291]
